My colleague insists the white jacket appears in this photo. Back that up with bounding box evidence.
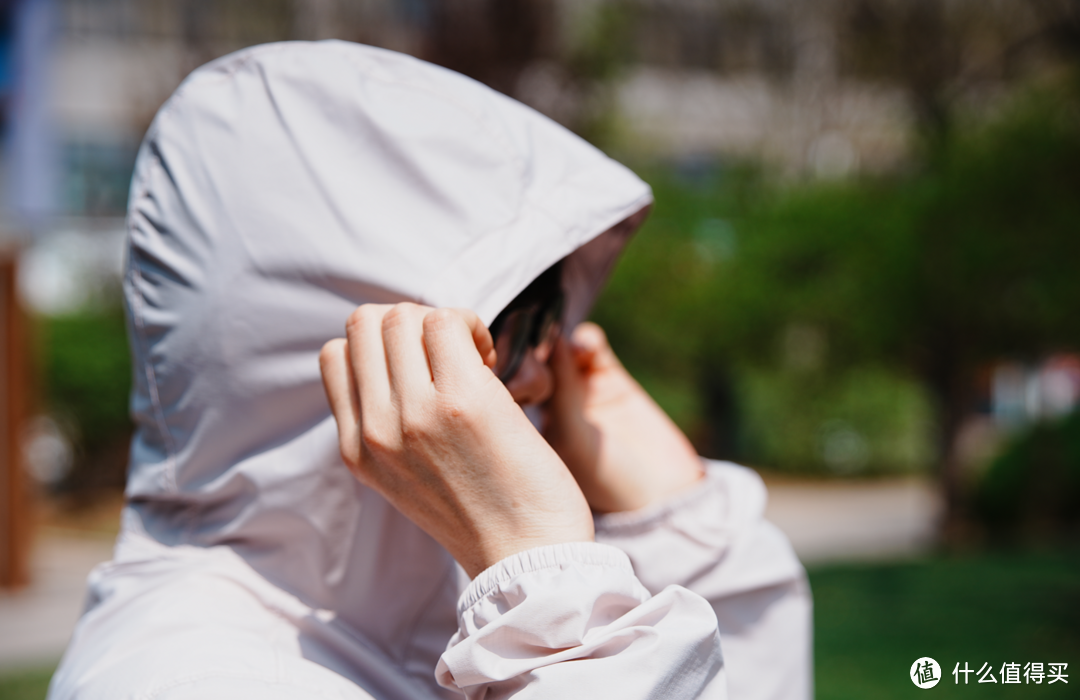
[48,41,810,700]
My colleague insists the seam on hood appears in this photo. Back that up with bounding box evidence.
[122,43,326,498]
[126,157,180,494]
[168,42,298,109]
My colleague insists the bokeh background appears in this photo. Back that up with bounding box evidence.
[1,1,1078,698]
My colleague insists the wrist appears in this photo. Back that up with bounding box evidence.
[462,527,596,579]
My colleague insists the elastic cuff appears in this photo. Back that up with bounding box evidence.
[458,541,633,615]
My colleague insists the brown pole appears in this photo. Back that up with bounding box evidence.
[0,251,31,590]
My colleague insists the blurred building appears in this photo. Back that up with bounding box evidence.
[568,0,1052,175]
[22,0,1065,238]
[602,0,909,175]
[991,356,1080,429]
[0,0,1055,237]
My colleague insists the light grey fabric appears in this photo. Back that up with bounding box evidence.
[49,40,807,700]
[596,461,813,700]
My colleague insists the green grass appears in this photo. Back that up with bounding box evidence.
[811,548,1080,699]
[2,549,1076,698]
[0,666,55,700]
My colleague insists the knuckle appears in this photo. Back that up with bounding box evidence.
[335,426,363,470]
[435,395,473,423]
[382,302,422,331]
[338,442,361,470]
[346,304,384,335]
[423,307,457,335]
[342,456,372,488]
[359,421,394,453]
[398,404,434,444]
[450,307,479,324]
[398,418,424,447]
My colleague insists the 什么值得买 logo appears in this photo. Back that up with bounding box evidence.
[910,658,1068,688]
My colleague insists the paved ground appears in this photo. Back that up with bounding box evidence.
[763,476,942,564]
[0,476,942,672]
[0,530,115,673]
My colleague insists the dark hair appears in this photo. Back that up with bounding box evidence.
[489,260,564,338]
[488,260,565,382]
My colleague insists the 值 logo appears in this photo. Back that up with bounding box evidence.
[911,657,941,689]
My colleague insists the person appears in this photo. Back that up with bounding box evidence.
[48,41,811,700]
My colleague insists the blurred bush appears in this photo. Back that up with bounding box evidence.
[739,366,933,476]
[36,306,132,493]
[974,410,1080,541]
[593,166,937,475]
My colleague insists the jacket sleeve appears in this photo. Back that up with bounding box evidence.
[593,460,813,700]
[435,542,726,699]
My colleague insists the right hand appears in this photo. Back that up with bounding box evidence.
[319,303,594,579]
[544,323,704,513]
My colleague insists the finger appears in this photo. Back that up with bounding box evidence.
[381,303,437,405]
[570,322,622,372]
[423,308,498,392]
[319,338,361,466]
[345,304,394,423]
[455,308,497,369]
[548,335,587,415]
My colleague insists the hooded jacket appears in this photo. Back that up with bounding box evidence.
[49,41,809,700]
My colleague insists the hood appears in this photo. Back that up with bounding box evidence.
[120,40,650,614]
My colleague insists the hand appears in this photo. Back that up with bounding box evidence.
[544,323,704,514]
[319,303,594,578]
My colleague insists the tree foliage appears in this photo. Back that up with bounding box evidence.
[38,308,132,491]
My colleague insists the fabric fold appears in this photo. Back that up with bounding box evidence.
[437,542,726,700]
[595,461,812,700]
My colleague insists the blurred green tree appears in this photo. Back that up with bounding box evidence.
[700,91,1080,529]
[593,162,936,476]
[39,308,132,493]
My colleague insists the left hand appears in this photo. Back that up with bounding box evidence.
[543,322,704,513]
